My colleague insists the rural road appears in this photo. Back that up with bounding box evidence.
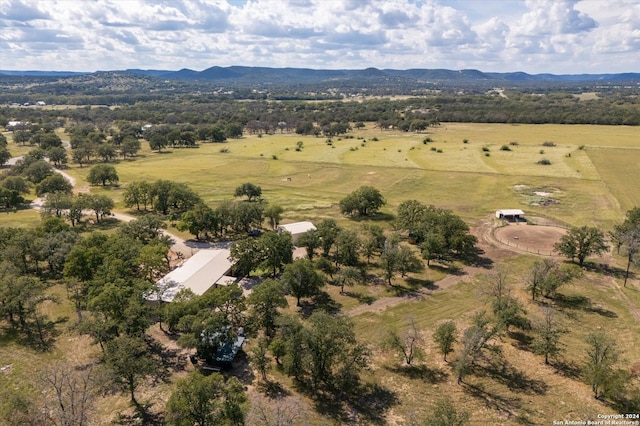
[6,154,200,260]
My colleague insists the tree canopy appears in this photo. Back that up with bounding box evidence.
[339,186,386,217]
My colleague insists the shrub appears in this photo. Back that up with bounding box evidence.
[463,139,469,144]
[509,141,519,146]
[430,147,437,152]
[540,149,545,154]
[423,137,433,144]
[500,145,511,151]
[485,152,490,157]
[219,147,229,153]
[542,141,556,147]
[482,146,490,152]
[437,149,443,153]
[272,155,278,160]
[537,158,552,165]
[579,145,585,150]
[398,149,402,152]
[371,137,379,141]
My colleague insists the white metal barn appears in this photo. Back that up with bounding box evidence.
[150,249,235,302]
[277,221,316,244]
[495,209,525,221]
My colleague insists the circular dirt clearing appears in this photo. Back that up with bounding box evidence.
[494,224,566,256]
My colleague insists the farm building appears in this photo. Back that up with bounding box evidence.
[496,209,525,221]
[277,221,316,244]
[149,249,235,302]
[198,328,246,370]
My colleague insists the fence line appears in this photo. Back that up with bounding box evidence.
[493,216,569,256]
[493,232,557,256]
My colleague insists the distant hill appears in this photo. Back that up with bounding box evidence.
[3,66,638,84]
[0,70,89,77]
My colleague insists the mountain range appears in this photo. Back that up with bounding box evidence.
[1,66,638,84]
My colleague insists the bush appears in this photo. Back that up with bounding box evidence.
[500,145,511,151]
[540,149,545,154]
[423,137,433,144]
[371,137,379,141]
[219,147,229,153]
[463,139,469,144]
[579,145,585,150]
[482,146,490,152]
[437,149,443,153]
[272,155,278,160]
[537,158,552,165]
[542,141,556,147]
[485,152,490,157]
[430,147,437,152]
[509,141,519,146]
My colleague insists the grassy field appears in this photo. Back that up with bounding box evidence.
[1,122,639,424]
[53,123,637,230]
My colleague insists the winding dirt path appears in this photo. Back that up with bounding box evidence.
[347,216,518,317]
[13,157,198,260]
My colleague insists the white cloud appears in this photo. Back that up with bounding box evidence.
[0,0,637,73]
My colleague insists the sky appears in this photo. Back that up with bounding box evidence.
[0,0,639,74]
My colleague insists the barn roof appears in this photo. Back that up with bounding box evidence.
[150,249,233,302]
[277,221,316,235]
[496,209,525,216]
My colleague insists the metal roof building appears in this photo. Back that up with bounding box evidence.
[150,249,235,302]
[277,221,316,244]
[495,209,525,219]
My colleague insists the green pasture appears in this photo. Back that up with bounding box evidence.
[58,123,635,229]
[586,147,640,212]
[0,207,42,228]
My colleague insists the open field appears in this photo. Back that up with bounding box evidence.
[1,122,639,424]
[52,123,637,230]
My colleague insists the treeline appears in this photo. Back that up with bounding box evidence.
[2,90,639,133]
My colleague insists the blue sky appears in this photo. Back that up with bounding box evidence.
[0,0,638,74]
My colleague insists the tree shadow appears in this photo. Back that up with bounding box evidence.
[462,382,535,425]
[388,283,423,298]
[384,364,448,383]
[313,382,399,425]
[111,401,164,426]
[553,359,582,379]
[299,291,342,318]
[257,379,292,398]
[342,290,376,305]
[554,293,618,318]
[351,212,395,223]
[478,358,548,395]
[146,337,186,383]
[404,277,437,291]
[508,330,533,351]
[227,351,255,386]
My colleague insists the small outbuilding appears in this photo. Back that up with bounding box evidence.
[496,209,525,221]
[149,249,235,302]
[277,221,316,245]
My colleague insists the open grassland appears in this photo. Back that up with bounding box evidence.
[585,147,640,213]
[58,123,635,228]
[0,207,41,227]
